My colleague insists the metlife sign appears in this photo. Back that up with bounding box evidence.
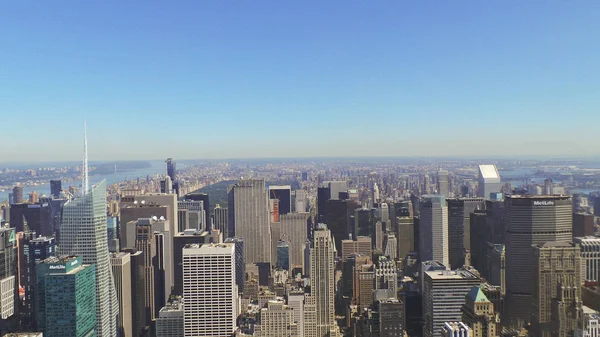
[49,264,66,270]
[533,200,555,206]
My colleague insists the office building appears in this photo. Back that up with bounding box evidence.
[230,179,271,264]
[255,300,299,337]
[12,187,23,204]
[477,165,501,199]
[9,203,52,237]
[328,180,348,201]
[442,322,473,337]
[420,195,449,267]
[326,199,360,257]
[395,203,415,260]
[213,204,228,237]
[505,195,572,324]
[574,213,595,238]
[280,212,309,270]
[119,204,168,250]
[133,218,165,321]
[294,189,307,212]
[183,192,210,231]
[120,249,149,337]
[317,186,331,223]
[574,312,600,337]
[35,256,96,337]
[447,198,484,269]
[355,208,375,239]
[183,243,237,337]
[378,298,404,337]
[423,269,481,337]
[287,289,305,337]
[173,229,210,296]
[437,170,449,197]
[532,242,581,337]
[50,180,62,198]
[269,185,292,215]
[277,241,290,270]
[0,226,17,330]
[224,237,244,293]
[165,157,176,182]
[311,225,336,336]
[575,236,600,283]
[178,200,205,230]
[461,286,499,337]
[341,236,372,261]
[110,252,132,337]
[107,216,119,252]
[22,235,55,329]
[156,298,184,337]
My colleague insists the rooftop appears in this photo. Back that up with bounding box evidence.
[479,164,500,179]
[425,269,479,280]
[467,286,490,303]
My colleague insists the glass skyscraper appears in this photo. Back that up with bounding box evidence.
[59,180,118,337]
[36,256,97,337]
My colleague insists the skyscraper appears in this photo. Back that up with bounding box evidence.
[59,127,118,337]
[156,298,184,337]
[183,243,237,337]
[447,198,484,269]
[419,196,449,267]
[231,179,271,265]
[269,185,292,215]
[50,180,62,199]
[437,170,449,197]
[166,157,176,182]
[255,300,300,337]
[110,252,133,337]
[12,186,23,204]
[311,225,337,336]
[477,165,501,199]
[224,237,245,294]
[22,235,55,329]
[35,256,96,337]
[574,236,600,283]
[505,195,572,325]
[0,226,17,331]
[461,286,499,337]
[423,269,481,337]
[213,204,228,237]
[183,192,210,231]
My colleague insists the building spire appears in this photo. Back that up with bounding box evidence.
[82,121,89,195]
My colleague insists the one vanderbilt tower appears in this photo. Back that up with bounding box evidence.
[504,195,572,326]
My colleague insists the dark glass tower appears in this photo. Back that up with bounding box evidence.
[166,158,176,182]
[50,180,62,198]
[22,235,55,329]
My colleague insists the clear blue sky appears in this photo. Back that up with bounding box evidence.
[1,1,599,161]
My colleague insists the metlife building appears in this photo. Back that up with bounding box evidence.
[504,195,573,325]
[35,255,97,336]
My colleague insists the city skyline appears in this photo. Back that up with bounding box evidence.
[2,2,599,161]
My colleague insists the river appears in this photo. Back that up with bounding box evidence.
[0,160,169,201]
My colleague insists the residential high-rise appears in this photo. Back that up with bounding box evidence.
[477,165,501,199]
[423,269,481,337]
[59,179,119,337]
[110,252,132,337]
[156,298,184,337]
[532,242,581,337]
[269,185,292,215]
[0,226,17,331]
[420,196,449,267]
[574,236,600,283]
[50,180,62,199]
[505,195,572,325]
[12,186,23,204]
[183,243,237,337]
[213,204,228,236]
[310,225,337,336]
[461,286,499,337]
[231,179,271,264]
[447,198,484,269]
[166,158,176,182]
[280,212,310,271]
[35,256,96,337]
[437,170,449,197]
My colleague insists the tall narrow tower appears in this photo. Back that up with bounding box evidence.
[82,121,89,195]
[310,224,337,336]
[59,124,119,337]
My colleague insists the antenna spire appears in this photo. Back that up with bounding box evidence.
[82,121,89,195]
